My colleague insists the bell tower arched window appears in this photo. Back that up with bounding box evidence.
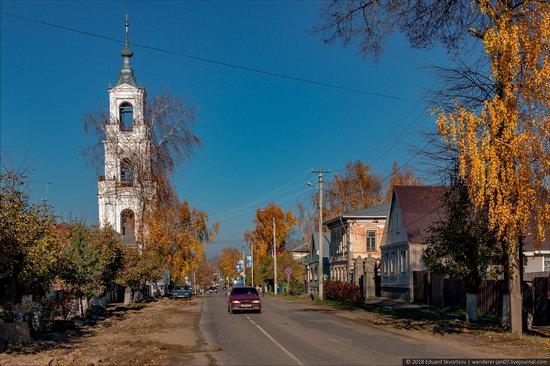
[121,209,135,244]
[119,102,134,131]
[120,159,133,183]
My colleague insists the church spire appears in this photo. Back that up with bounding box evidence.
[115,11,137,87]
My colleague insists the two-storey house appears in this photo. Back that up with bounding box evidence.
[326,203,388,284]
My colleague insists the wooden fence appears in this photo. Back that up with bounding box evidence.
[412,271,549,325]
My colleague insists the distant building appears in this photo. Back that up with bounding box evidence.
[97,16,155,249]
[285,238,310,262]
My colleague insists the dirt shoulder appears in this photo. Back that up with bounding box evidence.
[277,294,550,358]
[2,297,217,366]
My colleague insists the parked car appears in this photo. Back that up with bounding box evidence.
[171,285,192,300]
[227,286,261,314]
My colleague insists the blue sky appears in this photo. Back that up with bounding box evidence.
[0,1,471,257]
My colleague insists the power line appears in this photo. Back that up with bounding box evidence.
[210,170,310,220]
[213,187,315,223]
[0,11,420,103]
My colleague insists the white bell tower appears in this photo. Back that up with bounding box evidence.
[98,14,154,247]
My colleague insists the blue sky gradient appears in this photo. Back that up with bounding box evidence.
[0,1,475,257]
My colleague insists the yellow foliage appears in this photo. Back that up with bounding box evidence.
[244,204,296,264]
[437,1,549,249]
[218,247,242,281]
[147,198,218,283]
[325,161,383,219]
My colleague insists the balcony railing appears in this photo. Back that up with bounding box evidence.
[122,235,135,245]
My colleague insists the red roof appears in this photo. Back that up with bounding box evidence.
[393,186,446,244]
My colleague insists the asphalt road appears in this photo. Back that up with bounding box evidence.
[199,293,494,366]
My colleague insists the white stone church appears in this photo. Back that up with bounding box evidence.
[98,17,154,250]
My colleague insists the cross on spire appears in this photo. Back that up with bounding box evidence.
[125,11,129,47]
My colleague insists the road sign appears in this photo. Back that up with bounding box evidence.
[285,267,292,276]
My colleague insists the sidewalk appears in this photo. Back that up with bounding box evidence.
[1,298,214,366]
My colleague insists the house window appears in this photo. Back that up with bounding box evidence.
[119,102,134,131]
[390,252,395,273]
[366,231,376,251]
[544,256,550,272]
[523,256,528,267]
[331,228,340,255]
[383,253,388,274]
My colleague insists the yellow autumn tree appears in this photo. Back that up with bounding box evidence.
[244,204,296,265]
[147,197,218,284]
[437,2,549,334]
[384,161,424,202]
[218,247,242,283]
[324,161,382,220]
[194,256,217,288]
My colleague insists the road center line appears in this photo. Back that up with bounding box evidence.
[246,317,304,366]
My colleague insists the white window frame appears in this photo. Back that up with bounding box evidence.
[366,231,376,251]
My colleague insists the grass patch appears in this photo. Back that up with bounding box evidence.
[311,298,506,334]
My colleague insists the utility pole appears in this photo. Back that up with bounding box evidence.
[242,246,246,286]
[313,168,329,300]
[251,240,254,287]
[273,216,278,295]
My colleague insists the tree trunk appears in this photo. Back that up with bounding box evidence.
[466,293,478,322]
[508,247,522,335]
[124,286,132,305]
[79,297,84,318]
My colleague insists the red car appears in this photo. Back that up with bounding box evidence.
[228,286,262,314]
